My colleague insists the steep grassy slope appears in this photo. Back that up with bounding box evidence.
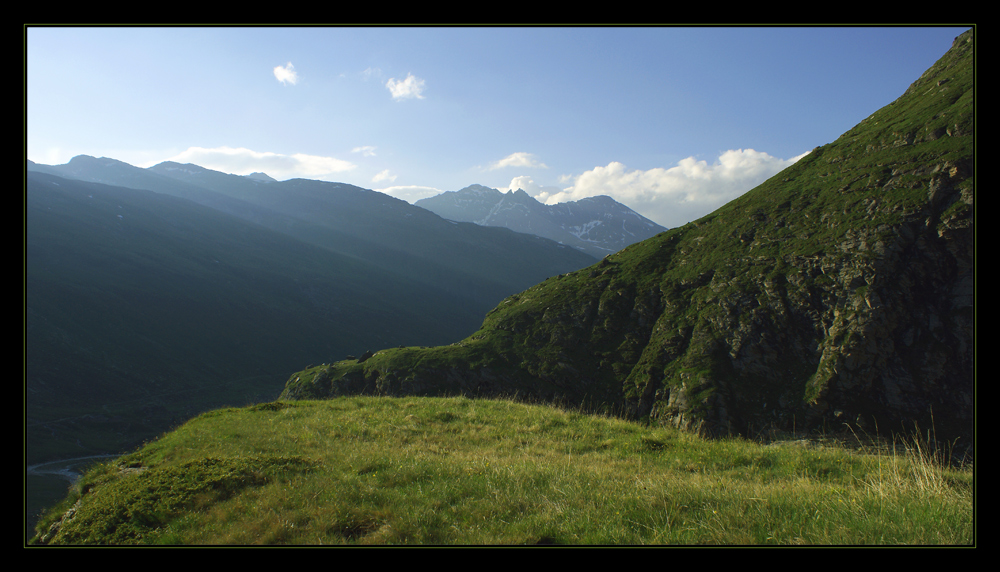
[283,30,974,446]
[25,172,483,463]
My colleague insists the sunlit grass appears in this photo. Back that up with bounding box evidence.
[32,396,973,545]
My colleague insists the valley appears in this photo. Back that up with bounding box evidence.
[25,28,974,545]
[24,157,625,536]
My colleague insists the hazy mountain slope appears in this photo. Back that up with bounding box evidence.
[416,185,667,257]
[30,157,597,311]
[28,156,287,225]
[25,171,483,462]
[283,29,974,445]
[146,163,598,301]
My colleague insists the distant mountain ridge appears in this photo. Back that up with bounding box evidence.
[28,156,596,309]
[25,158,596,464]
[416,185,666,257]
[245,171,276,183]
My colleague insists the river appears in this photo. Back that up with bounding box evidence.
[25,454,120,543]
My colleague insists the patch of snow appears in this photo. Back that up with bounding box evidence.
[567,220,603,241]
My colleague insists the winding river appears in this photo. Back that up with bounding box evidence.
[27,454,119,483]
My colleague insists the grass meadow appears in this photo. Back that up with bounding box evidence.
[32,396,973,545]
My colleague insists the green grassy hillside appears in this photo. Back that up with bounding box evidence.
[30,396,972,545]
[283,29,974,447]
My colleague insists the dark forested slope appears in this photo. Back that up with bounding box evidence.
[26,172,486,461]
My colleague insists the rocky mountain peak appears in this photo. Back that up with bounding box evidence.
[416,185,665,257]
[244,171,277,183]
[459,184,501,195]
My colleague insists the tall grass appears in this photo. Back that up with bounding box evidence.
[31,396,973,545]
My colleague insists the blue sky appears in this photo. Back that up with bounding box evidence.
[26,25,970,228]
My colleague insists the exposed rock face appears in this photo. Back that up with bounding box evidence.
[283,30,974,446]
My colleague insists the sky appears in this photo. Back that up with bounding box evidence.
[26,25,971,228]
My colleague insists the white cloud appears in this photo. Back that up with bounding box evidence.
[33,146,66,166]
[498,176,562,199]
[352,146,377,157]
[386,73,426,100]
[376,184,442,203]
[166,146,355,180]
[273,62,298,85]
[539,149,808,228]
[362,67,382,81]
[488,152,548,171]
[372,169,396,183]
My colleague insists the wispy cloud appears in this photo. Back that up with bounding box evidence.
[372,169,396,183]
[166,146,355,180]
[497,175,562,198]
[386,73,426,100]
[488,152,548,171]
[376,184,442,203]
[534,149,808,228]
[273,62,298,85]
[352,146,377,157]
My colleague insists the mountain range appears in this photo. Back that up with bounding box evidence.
[28,156,598,309]
[282,29,975,447]
[416,185,667,258]
[25,158,601,464]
